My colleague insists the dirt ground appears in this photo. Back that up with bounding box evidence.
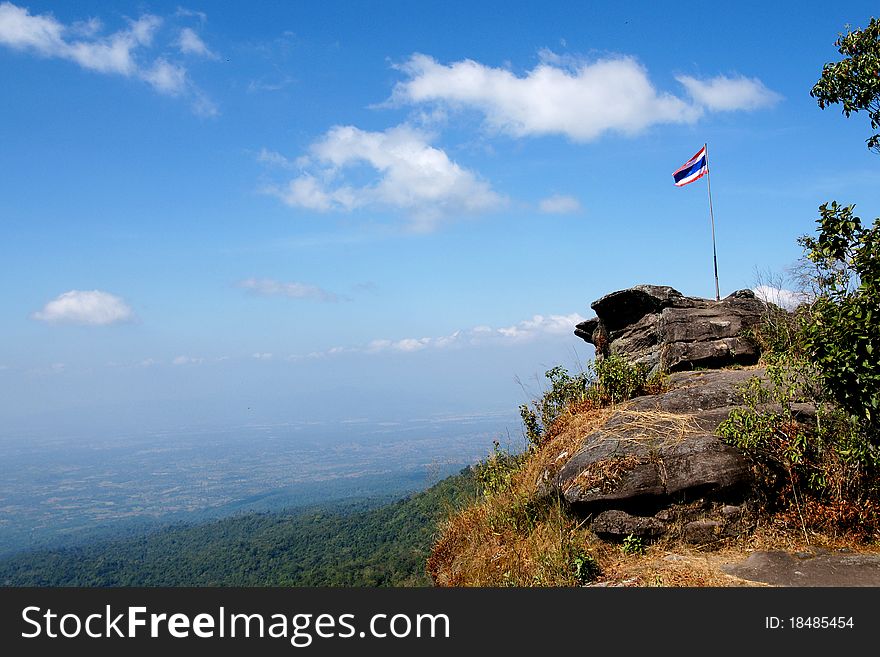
[590,526,880,587]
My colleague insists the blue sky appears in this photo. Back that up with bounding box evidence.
[1,1,879,436]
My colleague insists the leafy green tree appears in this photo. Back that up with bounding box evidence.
[798,202,880,431]
[804,16,880,433]
[811,17,880,153]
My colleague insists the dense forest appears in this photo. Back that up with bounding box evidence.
[0,469,475,587]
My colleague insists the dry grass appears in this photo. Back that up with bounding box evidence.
[519,405,614,491]
[592,541,762,587]
[428,401,759,587]
[601,408,702,447]
[428,405,612,587]
[580,517,880,588]
[429,499,773,587]
[427,495,597,586]
[566,454,645,497]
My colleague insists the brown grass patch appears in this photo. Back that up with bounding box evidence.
[519,405,614,493]
[601,408,702,447]
[427,491,597,586]
[565,454,644,497]
[592,541,761,587]
[588,518,880,588]
[428,405,613,587]
[555,408,699,498]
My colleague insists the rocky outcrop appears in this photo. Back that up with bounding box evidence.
[542,369,763,544]
[574,285,767,373]
[721,549,880,586]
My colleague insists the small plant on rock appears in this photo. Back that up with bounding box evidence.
[519,365,592,449]
[570,549,601,585]
[519,357,663,449]
[621,534,645,556]
[474,440,522,497]
[590,354,649,406]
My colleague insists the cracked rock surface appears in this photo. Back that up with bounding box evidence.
[575,285,767,373]
[545,369,769,544]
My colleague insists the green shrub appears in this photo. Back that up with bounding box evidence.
[474,441,522,496]
[811,17,880,154]
[589,353,651,406]
[621,534,645,555]
[798,201,880,433]
[747,300,806,357]
[519,404,543,449]
[518,358,659,449]
[488,494,543,534]
[569,549,601,585]
[519,365,592,449]
[717,353,880,537]
[536,365,592,429]
[720,196,880,538]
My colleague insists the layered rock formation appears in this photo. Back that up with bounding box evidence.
[538,285,782,544]
[574,285,767,373]
[541,369,759,543]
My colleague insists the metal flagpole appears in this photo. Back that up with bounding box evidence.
[705,143,720,301]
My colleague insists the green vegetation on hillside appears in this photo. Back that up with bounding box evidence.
[0,469,476,587]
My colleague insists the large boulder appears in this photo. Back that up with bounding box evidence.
[542,369,762,544]
[574,285,767,373]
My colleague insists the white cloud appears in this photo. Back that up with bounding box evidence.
[172,355,203,366]
[390,53,692,141]
[190,88,219,117]
[753,285,811,311]
[252,352,273,360]
[70,17,103,39]
[676,74,782,111]
[0,3,158,75]
[175,8,208,23]
[393,338,432,352]
[0,3,216,113]
[238,277,340,302]
[496,313,585,340]
[294,312,587,359]
[390,52,780,142]
[32,290,134,326]
[365,339,392,353]
[177,27,215,58]
[538,194,582,214]
[257,148,295,168]
[141,57,186,95]
[247,76,294,94]
[268,124,505,230]
[278,174,333,211]
[675,75,782,112]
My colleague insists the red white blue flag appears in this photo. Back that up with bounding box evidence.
[672,146,708,187]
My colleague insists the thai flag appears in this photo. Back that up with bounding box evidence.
[672,146,708,187]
